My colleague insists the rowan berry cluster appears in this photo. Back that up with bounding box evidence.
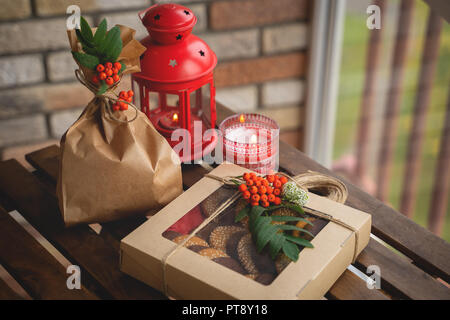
[238,172,288,207]
[92,62,122,86]
[112,90,134,111]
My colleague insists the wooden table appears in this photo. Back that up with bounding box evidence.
[0,103,449,300]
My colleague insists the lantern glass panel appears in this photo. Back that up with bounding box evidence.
[166,93,180,108]
[187,83,211,129]
[132,79,141,107]
[148,91,160,111]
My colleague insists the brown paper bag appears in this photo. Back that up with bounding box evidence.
[57,25,183,227]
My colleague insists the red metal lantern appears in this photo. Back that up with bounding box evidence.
[132,3,218,162]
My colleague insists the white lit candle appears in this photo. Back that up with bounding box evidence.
[219,113,280,174]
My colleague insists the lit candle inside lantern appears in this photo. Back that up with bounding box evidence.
[239,114,245,123]
[172,112,179,124]
[159,111,181,131]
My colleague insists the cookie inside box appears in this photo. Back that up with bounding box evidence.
[163,185,329,285]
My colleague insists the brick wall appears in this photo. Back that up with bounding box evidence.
[0,0,310,167]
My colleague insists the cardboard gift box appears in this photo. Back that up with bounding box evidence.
[120,163,371,299]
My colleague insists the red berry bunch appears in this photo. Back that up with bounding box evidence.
[238,172,289,207]
[112,90,134,111]
[92,62,122,86]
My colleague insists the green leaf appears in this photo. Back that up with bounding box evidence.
[235,205,249,223]
[106,45,122,63]
[285,235,314,248]
[248,206,267,231]
[75,29,91,48]
[230,179,241,185]
[252,215,271,235]
[274,225,314,238]
[98,26,116,53]
[282,241,300,262]
[270,215,313,226]
[93,18,107,46]
[255,224,278,253]
[118,61,126,75]
[80,16,94,43]
[264,205,284,212]
[72,51,99,69]
[82,44,99,56]
[96,82,108,96]
[268,233,285,259]
[99,26,122,62]
[283,202,305,216]
[249,205,266,219]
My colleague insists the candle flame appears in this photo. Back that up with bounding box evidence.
[239,114,245,123]
[250,134,257,144]
[172,113,179,122]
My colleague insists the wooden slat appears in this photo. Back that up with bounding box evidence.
[376,0,415,201]
[26,147,388,300]
[278,140,450,283]
[25,144,59,181]
[428,91,450,234]
[101,217,148,244]
[0,159,165,300]
[400,11,443,217]
[326,270,389,300]
[0,206,96,300]
[355,0,386,178]
[355,239,450,300]
[0,277,23,300]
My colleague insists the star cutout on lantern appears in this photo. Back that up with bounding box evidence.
[199,50,205,56]
[176,34,182,40]
[169,59,177,67]
[184,10,190,15]
[154,14,160,20]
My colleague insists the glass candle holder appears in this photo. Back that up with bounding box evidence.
[219,113,279,174]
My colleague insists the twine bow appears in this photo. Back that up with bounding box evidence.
[75,69,139,123]
[160,170,359,298]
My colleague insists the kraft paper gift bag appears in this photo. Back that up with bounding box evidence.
[57,24,183,227]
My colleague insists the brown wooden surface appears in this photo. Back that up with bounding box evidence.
[0,277,23,300]
[0,160,165,300]
[355,239,450,300]
[1,102,449,299]
[327,271,389,300]
[0,206,96,300]
[17,102,450,299]
[278,142,450,283]
[24,145,387,300]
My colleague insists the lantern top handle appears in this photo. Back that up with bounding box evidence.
[139,3,197,45]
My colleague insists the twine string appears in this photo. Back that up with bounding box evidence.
[75,69,139,123]
[204,173,242,186]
